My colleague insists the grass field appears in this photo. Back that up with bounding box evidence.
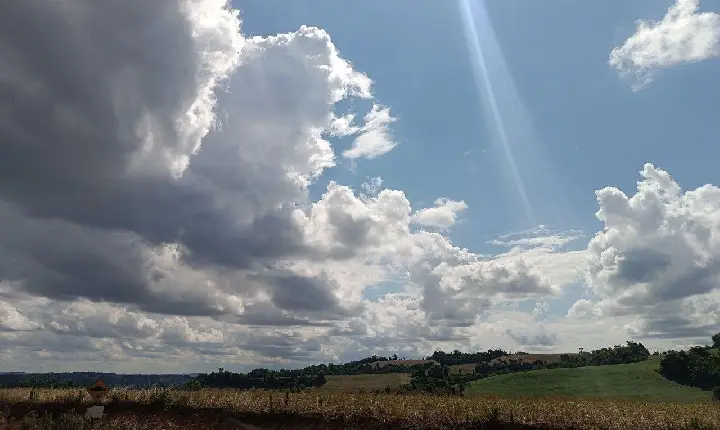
[0,387,718,429]
[315,373,411,392]
[466,356,711,402]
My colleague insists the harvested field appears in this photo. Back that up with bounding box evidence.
[0,388,718,429]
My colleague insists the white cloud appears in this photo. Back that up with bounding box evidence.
[584,163,720,340]
[488,226,583,248]
[411,198,469,230]
[610,0,720,89]
[506,328,558,348]
[360,176,384,198]
[567,299,599,319]
[342,104,398,160]
[0,301,40,331]
[532,299,549,320]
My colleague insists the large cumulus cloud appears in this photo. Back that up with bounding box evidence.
[582,163,720,340]
[0,0,562,369]
[0,0,715,372]
[0,0,383,318]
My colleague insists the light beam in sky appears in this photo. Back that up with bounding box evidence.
[458,0,572,229]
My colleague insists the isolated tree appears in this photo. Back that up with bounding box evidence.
[712,332,720,348]
[314,372,327,388]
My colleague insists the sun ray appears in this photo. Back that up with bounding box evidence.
[458,0,572,229]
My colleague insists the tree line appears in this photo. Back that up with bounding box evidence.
[0,372,195,389]
[658,333,720,399]
[423,349,508,366]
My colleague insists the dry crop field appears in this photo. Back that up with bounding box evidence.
[0,387,718,429]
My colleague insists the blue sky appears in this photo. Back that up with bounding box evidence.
[0,0,719,372]
[235,0,720,310]
[237,0,719,237]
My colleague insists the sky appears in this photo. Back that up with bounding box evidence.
[0,0,718,373]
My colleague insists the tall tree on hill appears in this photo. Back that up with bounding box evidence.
[712,332,720,348]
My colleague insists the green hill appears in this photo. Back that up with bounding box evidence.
[465,356,711,402]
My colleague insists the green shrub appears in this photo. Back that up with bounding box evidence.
[181,380,202,391]
[148,388,173,408]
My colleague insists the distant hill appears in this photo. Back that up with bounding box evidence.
[450,353,578,374]
[0,372,195,389]
[465,355,709,402]
[491,353,577,364]
[369,359,438,368]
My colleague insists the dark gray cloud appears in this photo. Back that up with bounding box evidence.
[0,0,310,273]
[236,314,335,328]
[0,0,245,312]
[611,248,671,285]
[241,333,322,360]
[0,201,250,316]
[0,204,154,306]
[628,313,718,341]
[0,0,380,321]
[506,329,558,347]
[0,0,204,201]
[257,272,356,317]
